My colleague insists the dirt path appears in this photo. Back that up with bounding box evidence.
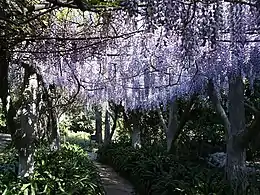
[94,162,137,195]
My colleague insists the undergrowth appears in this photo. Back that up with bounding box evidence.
[0,143,104,195]
[97,141,232,195]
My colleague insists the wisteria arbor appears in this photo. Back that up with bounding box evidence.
[1,0,260,193]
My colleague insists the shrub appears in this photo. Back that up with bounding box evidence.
[66,131,97,152]
[98,142,232,195]
[0,143,104,195]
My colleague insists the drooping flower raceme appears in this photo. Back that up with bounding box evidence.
[11,1,260,110]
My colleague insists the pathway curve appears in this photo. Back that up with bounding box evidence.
[87,151,136,195]
[94,162,136,195]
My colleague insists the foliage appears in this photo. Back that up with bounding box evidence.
[138,110,164,145]
[98,142,232,195]
[66,131,98,152]
[59,111,95,136]
[0,143,104,195]
[0,104,6,133]
[176,100,226,158]
[69,112,94,133]
[0,113,7,133]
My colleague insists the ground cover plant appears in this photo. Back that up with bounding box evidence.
[98,141,260,195]
[0,143,104,195]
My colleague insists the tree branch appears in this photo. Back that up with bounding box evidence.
[239,111,260,149]
[208,79,231,138]
[20,6,58,25]
[157,107,167,133]
[244,99,259,114]
[168,95,196,153]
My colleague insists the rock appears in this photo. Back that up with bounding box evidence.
[207,152,226,168]
[207,152,260,176]
[87,151,97,161]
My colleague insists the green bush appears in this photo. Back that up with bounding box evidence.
[0,143,104,195]
[98,142,231,195]
[66,131,97,152]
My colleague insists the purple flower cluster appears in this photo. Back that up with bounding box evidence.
[11,1,260,110]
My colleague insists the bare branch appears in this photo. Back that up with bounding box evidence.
[244,99,260,114]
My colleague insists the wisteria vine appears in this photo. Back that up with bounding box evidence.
[11,0,260,110]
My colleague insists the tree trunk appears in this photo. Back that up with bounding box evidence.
[50,109,60,151]
[168,98,195,154]
[105,104,120,145]
[157,97,195,153]
[104,110,110,141]
[226,75,248,194]
[0,8,17,139]
[0,37,8,115]
[0,45,16,137]
[108,109,118,142]
[131,113,141,149]
[95,107,102,144]
[17,72,38,177]
[42,85,60,150]
[208,79,230,140]
[166,101,178,151]
[18,146,34,178]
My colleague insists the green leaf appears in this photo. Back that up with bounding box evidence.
[31,185,36,195]
[21,183,31,192]
[23,188,29,195]
[2,187,8,195]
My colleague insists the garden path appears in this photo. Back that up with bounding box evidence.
[94,162,137,195]
[87,151,136,195]
[0,134,137,195]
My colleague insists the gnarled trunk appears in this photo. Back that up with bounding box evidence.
[208,77,248,193]
[226,75,247,194]
[43,84,60,151]
[158,101,178,151]
[18,72,38,177]
[0,38,8,116]
[208,79,230,140]
[18,144,34,178]
[158,97,195,153]
[0,45,16,137]
[104,104,120,145]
